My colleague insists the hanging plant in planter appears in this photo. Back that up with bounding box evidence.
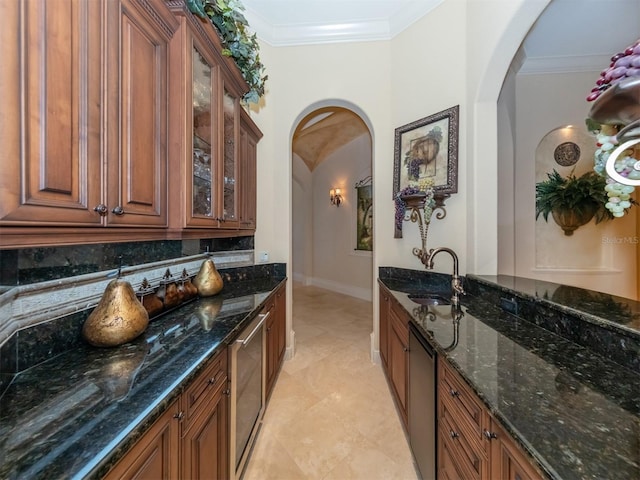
[535,169,631,235]
[187,0,268,104]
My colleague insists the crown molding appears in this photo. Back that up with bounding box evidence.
[519,54,610,75]
[244,0,444,46]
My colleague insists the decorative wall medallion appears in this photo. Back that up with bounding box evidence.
[554,141,580,166]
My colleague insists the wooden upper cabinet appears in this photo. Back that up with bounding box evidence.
[239,108,262,230]
[0,0,178,246]
[166,1,261,235]
[104,0,177,227]
[220,85,240,228]
[0,0,103,227]
[0,0,261,246]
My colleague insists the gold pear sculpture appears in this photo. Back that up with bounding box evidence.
[192,258,224,297]
[82,278,149,347]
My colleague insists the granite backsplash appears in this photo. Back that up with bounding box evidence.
[0,235,283,397]
[0,237,254,287]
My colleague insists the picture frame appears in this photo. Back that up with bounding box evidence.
[393,105,459,198]
[354,177,373,251]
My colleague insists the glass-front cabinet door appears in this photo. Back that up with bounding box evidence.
[221,86,238,226]
[191,45,216,222]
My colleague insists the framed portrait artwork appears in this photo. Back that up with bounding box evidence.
[355,178,373,251]
[393,105,459,198]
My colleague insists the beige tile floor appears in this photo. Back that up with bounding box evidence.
[242,283,419,480]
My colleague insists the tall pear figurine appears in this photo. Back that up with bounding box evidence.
[193,258,224,296]
[82,279,149,347]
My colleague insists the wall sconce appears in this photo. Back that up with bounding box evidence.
[330,188,343,207]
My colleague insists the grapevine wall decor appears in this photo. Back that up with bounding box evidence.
[393,106,459,239]
[393,105,459,199]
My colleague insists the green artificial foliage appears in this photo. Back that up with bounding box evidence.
[187,0,267,104]
[535,170,613,224]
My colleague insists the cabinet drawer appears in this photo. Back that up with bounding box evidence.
[438,426,469,480]
[182,348,228,433]
[440,404,487,480]
[439,360,486,448]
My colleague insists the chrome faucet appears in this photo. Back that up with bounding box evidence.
[426,247,465,305]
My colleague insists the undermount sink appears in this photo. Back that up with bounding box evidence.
[408,293,451,306]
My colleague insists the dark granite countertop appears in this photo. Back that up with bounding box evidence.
[379,277,640,480]
[470,274,640,335]
[0,277,285,480]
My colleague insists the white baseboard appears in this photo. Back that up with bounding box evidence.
[285,330,295,360]
[370,331,380,365]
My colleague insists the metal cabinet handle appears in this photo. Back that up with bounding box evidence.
[449,388,460,398]
[449,430,459,439]
[236,312,268,347]
[93,204,108,216]
[208,375,217,385]
[112,206,125,216]
[173,411,184,420]
[483,430,497,440]
[223,389,230,396]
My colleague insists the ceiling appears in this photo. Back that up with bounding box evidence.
[242,0,639,170]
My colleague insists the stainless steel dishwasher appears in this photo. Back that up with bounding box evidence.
[409,322,437,480]
[230,309,268,480]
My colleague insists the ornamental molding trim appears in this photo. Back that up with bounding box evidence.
[244,0,443,46]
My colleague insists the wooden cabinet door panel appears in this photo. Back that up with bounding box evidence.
[388,307,408,426]
[105,0,172,227]
[0,0,102,226]
[489,419,543,480]
[378,286,390,367]
[275,285,286,365]
[264,302,277,399]
[104,399,180,480]
[182,381,229,480]
[238,112,259,230]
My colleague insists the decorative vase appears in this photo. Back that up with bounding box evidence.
[551,204,598,236]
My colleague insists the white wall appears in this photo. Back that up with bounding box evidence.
[510,71,637,298]
[497,64,518,276]
[248,0,551,356]
[292,134,373,300]
[311,134,372,300]
[292,154,313,284]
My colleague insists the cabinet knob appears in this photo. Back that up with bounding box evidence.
[223,389,230,396]
[112,206,125,216]
[208,375,217,385]
[173,411,184,421]
[403,346,409,352]
[483,429,497,440]
[93,204,108,216]
[449,388,460,398]
[449,430,459,439]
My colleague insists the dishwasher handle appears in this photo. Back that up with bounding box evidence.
[236,312,269,347]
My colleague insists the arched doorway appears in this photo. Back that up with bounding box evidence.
[290,103,374,356]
